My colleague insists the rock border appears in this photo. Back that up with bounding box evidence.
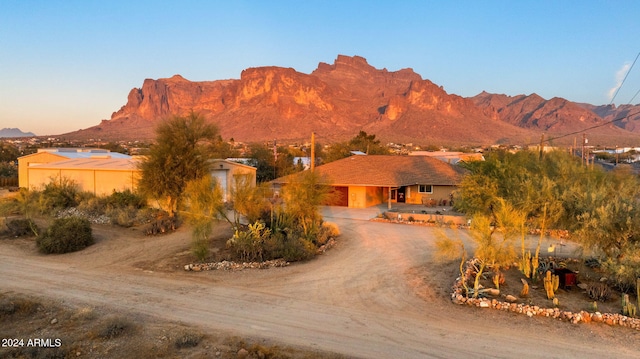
[451,258,640,330]
[184,259,290,272]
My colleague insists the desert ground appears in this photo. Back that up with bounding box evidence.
[1,205,640,358]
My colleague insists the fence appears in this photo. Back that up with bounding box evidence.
[0,177,18,187]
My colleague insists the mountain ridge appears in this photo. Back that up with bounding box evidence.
[61,55,640,146]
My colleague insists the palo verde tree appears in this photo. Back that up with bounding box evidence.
[137,112,221,216]
[182,174,225,261]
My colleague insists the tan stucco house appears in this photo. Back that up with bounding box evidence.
[273,155,467,208]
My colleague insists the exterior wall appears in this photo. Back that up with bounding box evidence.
[18,153,66,188]
[210,160,257,201]
[27,168,139,196]
[365,186,384,207]
[347,186,384,208]
[405,185,457,206]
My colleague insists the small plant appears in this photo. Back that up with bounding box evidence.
[94,316,132,339]
[174,330,202,348]
[590,301,598,312]
[586,282,611,302]
[36,216,93,254]
[6,218,38,237]
[552,297,559,307]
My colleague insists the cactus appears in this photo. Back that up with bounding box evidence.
[531,254,540,282]
[590,301,598,312]
[520,251,532,278]
[520,278,530,297]
[552,297,559,307]
[543,270,558,299]
[622,294,636,317]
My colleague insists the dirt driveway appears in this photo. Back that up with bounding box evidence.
[1,207,639,358]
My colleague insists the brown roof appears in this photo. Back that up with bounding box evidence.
[274,155,467,187]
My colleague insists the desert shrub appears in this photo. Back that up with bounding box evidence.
[264,232,315,262]
[174,330,202,348]
[106,189,146,209]
[316,221,340,245]
[36,216,93,254]
[191,236,209,262]
[77,196,108,216]
[586,282,612,302]
[39,177,80,213]
[6,218,38,237]
[144,215,178,235]
[0,296,40,318]
[94,316,132,339]
[106,206,138,227]
[226,222,270,262]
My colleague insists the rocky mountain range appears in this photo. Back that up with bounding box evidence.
[0,128,36,138]
[62,55,640,146]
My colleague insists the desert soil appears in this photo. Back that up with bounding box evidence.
[1,206,640,358]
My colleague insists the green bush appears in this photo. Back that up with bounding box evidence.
[36,216,93,254]
[39,177,80,213]
[106,189,146,209]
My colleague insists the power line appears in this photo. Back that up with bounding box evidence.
[628,87,640,105]
[610,51,640,105]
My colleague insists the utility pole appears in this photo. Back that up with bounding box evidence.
[581,133,586,166]
[310,132,315,171]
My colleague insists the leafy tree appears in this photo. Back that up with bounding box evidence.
[137,112,221,216]
[0,141,20,163]
[323,131,390,163]
[248,143,302,182]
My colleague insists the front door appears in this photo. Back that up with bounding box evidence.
[397,187,406,203]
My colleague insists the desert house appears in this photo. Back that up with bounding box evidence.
[18,148,132,189]
[272,155,467,208]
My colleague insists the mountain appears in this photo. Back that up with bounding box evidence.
[471,92,639,145]
[577,103,640,134]
[0,128,35,138]
[61,55,640,146]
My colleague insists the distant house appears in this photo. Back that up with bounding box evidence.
[23,157,140,196]
[208,159,257,202]
[272,155,467,208]
[18,148,131,188]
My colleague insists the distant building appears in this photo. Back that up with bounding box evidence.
[23,157,140,196]
[209,159,257,202]
[18,148,131,188]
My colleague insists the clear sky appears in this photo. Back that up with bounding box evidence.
[1,1,639,136]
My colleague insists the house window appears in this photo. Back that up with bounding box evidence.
[419,185,433,193]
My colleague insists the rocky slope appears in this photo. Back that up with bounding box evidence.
[62,55,640,146]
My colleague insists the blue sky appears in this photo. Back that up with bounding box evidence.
[1,1,639,136]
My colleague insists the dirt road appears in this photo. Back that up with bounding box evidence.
[1,207,639,358]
